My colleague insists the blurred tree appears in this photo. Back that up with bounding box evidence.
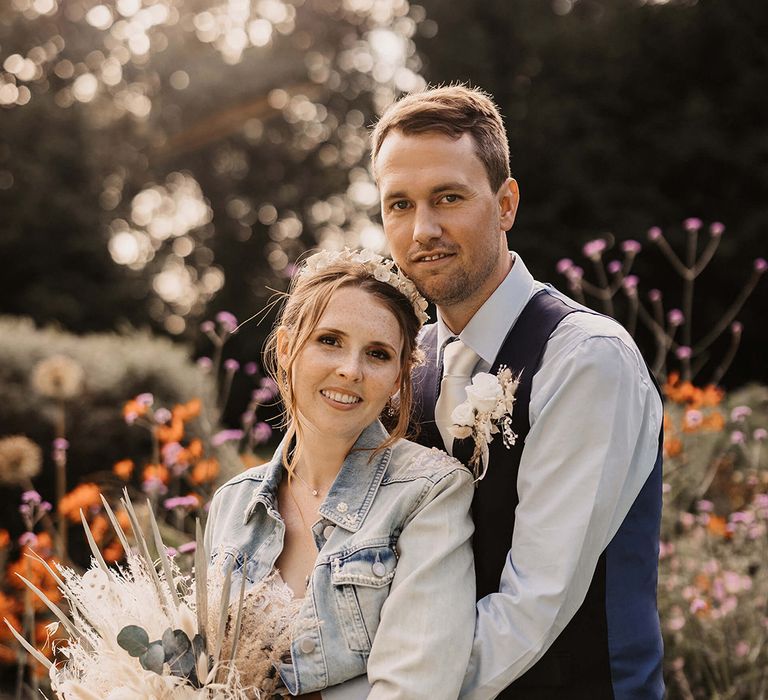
[414,0,767,386]
[0,0,424,350]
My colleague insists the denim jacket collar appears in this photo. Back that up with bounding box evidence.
[244,420,392,532]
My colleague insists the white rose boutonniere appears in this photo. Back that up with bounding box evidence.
[448,365,520,481]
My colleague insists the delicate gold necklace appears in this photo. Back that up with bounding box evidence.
[292,470,322,498]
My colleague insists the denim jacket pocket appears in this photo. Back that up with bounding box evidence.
[210,545,259,586]
[330,541,397,654]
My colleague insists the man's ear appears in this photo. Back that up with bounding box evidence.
[498,178,520,232]
[276,326,291,370]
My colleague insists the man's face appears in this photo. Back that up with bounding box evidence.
[375,130,518,319]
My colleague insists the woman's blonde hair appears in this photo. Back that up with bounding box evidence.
[263,260,423,476]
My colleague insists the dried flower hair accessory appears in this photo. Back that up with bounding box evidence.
[449,366,520,481]
[300,248,430,326]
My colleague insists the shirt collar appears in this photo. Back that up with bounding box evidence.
[436,251,535,366]
[244,420,392,532]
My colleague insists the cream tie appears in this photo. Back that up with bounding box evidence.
[434,338,479,454]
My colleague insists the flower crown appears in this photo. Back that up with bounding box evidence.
[299,248,430,325]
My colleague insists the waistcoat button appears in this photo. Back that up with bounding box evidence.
[299,637,316,654]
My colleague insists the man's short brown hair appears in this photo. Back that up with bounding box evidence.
[370,84,511,191]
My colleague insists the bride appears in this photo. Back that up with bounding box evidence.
[204,249,476,698]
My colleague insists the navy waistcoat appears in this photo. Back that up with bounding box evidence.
[411,289,665,699]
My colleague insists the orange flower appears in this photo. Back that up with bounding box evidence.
[103,540,124,563]
[707,515,730,539]
[89,514,110,544]
[187,438,203,459]
[0,529,10,548]
[241,452,267,470]
[58,483,102,523]
[116,509,132,533]
[155,416,184,444]
[700,384,724,407]
[113,459,134,480]
[664,438,683,458]
[190,458,220,485]
[174,398,202,422]
[123,399,149,420]
[142,464,169,484]
[702,412,725,431]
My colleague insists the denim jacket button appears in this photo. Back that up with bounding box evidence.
[299,637,316,654]
[323,525,335,539]
[372,561,387,577]
[336,502,348,513]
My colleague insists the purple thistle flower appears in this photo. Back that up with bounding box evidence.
[683,217,702,232]
[163,495,199,510]
[165,546,178,558]
[252,387,273,404]
[648,289,662,303]
[754,429,768,442]
[53,438,69,451]
[622,275,639,291]
[675,346,692,360]
[568,265,584,280]
[582,238,607,259]
[21,490,42,505]
[224,358,240,372]
[162,441,184,466]
[39,501,52,512]
[709,222,725,237]
[556,258,573,275]
[18,532,38,547]
[607,260,622,275]
[621,239,642,254]
[252,422,273,445]
[136,393,154,407]
[178,541,197,554]
[200,320,215,334]
[18,504,31,517]
[259,377,278,394]
[647,226,662,242]
[754,258,767,274]
[196,356,213,370]
[697,499,714,513]
[244,362,259,376]
[731,431,745,445]
[142,477,168,497]
[731,321,743,334]
[730,406,752,422]
[667,309,684,326]
[154,408,172,425]
[211,429,244,446]
[124,411,139,425]
[216,311,239,333]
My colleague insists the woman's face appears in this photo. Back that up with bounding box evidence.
[282,286,403,445]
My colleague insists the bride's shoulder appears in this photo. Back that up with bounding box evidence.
[385,439,468,483]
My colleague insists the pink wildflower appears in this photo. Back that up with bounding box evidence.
[647,226,662,241]
[675,346,692,360]
[606,260,621,275]
[755,258,768,274]
[697,500,714,513]
[211,429,244,447]
[216,311,239,333]
[709,222,725,237]
[582,239,607,259]
[683,217,702,232]
[556,258,574,275]
[730,431,745,445]
[754,428,767,441]
[730,405,752,422]
[648,289,662,303]
[667,309,684,326]
[621,239,641,254]
[224,358,240,372]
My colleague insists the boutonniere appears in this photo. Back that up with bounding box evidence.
[448,366,520,481]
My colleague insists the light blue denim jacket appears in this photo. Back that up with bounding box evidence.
[204,420,476,698]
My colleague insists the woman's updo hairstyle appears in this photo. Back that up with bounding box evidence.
[263,251,426,472]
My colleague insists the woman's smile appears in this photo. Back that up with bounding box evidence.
[282,286,403,444]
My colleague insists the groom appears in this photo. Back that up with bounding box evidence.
[375,85,663,699]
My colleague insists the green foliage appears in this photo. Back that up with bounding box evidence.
[0,315,217,489]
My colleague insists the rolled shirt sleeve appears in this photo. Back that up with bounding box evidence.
[460,322,663,699]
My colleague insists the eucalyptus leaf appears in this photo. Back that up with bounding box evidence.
[140,640,165,674]
[162,627,191,663]
[117,625,150,658]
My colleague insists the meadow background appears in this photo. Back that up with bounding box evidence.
[0,0,766,697]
